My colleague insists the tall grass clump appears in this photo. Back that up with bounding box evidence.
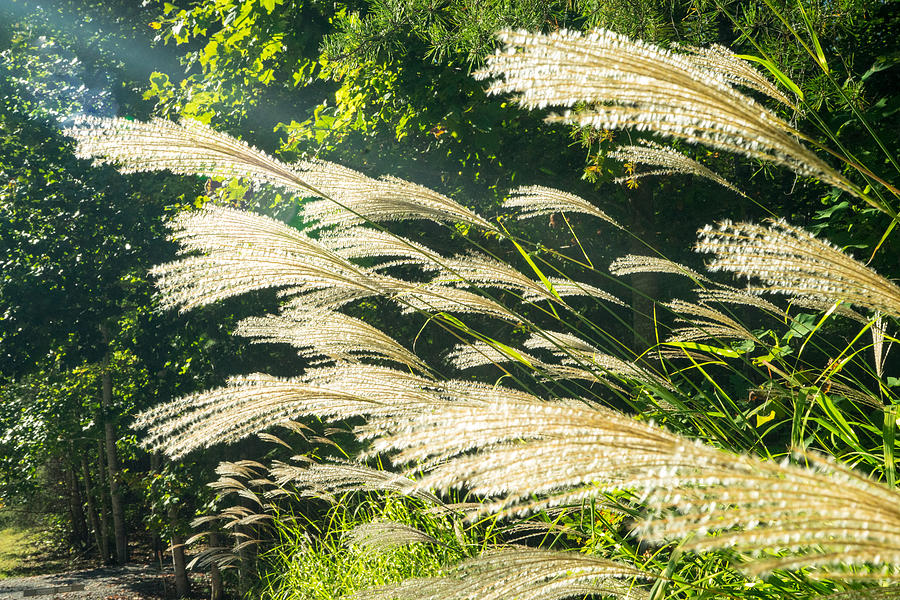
[257,493,473,600]
[68,24,899,600]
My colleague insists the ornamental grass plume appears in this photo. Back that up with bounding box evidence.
[664,299,759,344]
[445,340,604,384]
[696,219,900,318]
[434,252,624,306]
[502,185,621,227]
[132,364,445,458]
[684,43,798,109]
[67,117,318,191]
[66,117,498,233]
[234,308,430,373]
[345,521,443,551]
[365,388,900,575]
[638,451,900,577]
[150,204,383,312]
[608,254,710,283]
[268,459,441,504]
[608,140,745,196]
[352,547,649,600]
[476,29,859,198]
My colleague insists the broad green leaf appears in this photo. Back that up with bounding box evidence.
[814,390,859,445]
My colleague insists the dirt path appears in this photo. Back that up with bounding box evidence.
[0,565,171,599]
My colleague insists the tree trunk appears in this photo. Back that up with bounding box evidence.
[208,530,224,600]
[627,184,659,354]
[149,453,164,566]
[96,440,111,563]
[80,454,104,563]
[64,464,89,549]
[168,504,190,598]
[100,322,127,565]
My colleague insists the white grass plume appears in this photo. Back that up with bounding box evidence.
[268,459,440,504]
[133,365,445,458]
[317,226,442,270]
[697,219,900,318]
[436,253,623,306]
[235,307,428,373]
[363,385,900,575]
[353,547,649,600]
[789,297,868,323]
[66,117,318,192]
[609,140,745,196]
[523,331,671,391]
[665,299,759,343]
[391,279,523,322]
[477,29,857,197]
[299,164,498,233]
[685,44,798,108]
[445,340,602,383]
[67,118,498,233]
[523,277,625,306]
[152,205,519,324]
[638,451,900,577]
[368,393,692,516]
[503,185,621,227]
[523,330,600,357]
[446,341,541,371]
[609,254,710,283]
[696,287,789,318]
[150,205,381,312]
[345,521,442,551]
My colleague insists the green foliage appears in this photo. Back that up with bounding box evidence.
[257,493,475,600]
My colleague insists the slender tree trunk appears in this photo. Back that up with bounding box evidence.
[96,440,111,563]
[149,453,164,566]
[627,184,659,354]
[100,323,127,564]
[64,464,89,549]
[168,504,190,598]
[208,530,224,600]
[80,454,103,563]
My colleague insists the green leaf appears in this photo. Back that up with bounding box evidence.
[814,390,859,446]
[796,0,828,73]
[862,52,900,81]
[662,341,743,358]
[508,238,561,302]
[735,54,804,100]
[884,406,896,487]
[489,340,533,368]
